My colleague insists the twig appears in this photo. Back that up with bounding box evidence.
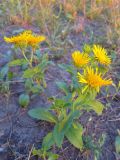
[108,117,120,121]
[27,144,34,160]
[97,93,119,101]
[15,155,26,160]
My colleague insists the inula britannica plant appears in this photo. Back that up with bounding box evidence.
[4,30,49,106]
[4,30,46,67]
[0,1,119,159]
[28,44,113,159]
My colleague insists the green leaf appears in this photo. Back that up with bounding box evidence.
[66,122,83,150]
[52,98,67,109]
[83,44,91,54]
[115,135,120,154]
[9,59,28,66]
[73,91,97,106]
[0,65,9,79]
[73,94,89,108]
[25,79,33,90]
[30,85,43,94]
[23,66,40,78]
[35,49,42,58]
[48,153,59,160]
[19,94,30,107]
[73,93,102,114]
[32,149,42,157]
[58,64,75,75]
[53,111,80,147]
[53,122,65,148]
[37,54,49,72]
[98,65,108,74]
[87,100,104,115]
[8,71,14,80]
[56,81,69,95]
[28,108,57,123]
[42,132,55,150]
[111,51,116,62]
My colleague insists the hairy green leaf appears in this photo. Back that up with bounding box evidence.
[87,100,104,115]
[56,81,69,95]
[28,108,57,123]
[42,132,55,150]
[48,153,59,160]
[9,59,28,66]
[66,122,83,150]
[23,66,40,78]
[53,111,80,147]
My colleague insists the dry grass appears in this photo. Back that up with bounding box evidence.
[63,0,120,42]
[87,0,120,29]
[0,0,119,45]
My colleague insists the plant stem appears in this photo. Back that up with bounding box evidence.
[22,49,32,67]
[30,49,34,65]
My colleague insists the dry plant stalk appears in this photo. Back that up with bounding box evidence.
[63,0,86,20]
[89,0,120,29]
[36,0,56,34]
[63,0,77,19]
[108,0,120,29]
[73,16,85,34]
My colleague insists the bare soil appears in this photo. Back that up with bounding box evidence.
[0,18,120,160]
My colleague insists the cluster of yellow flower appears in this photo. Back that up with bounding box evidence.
[72,45,112,93]
[4,30,46,49]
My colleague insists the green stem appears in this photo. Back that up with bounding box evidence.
[22,50,32,67]
[30,49,34,65]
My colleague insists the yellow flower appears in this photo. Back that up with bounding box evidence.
[4,30,32,45]
[4,30,46,49]
[93,45,111,65]
[72,51,90,67]
[27,35,46,48]
[77,67,112,92]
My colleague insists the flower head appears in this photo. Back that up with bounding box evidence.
[93,45,111,65]
[4,30,46,49]
[72,51,90,68]
[4,30,32,47]
[27,35,46,49]
[77,67,112,92]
